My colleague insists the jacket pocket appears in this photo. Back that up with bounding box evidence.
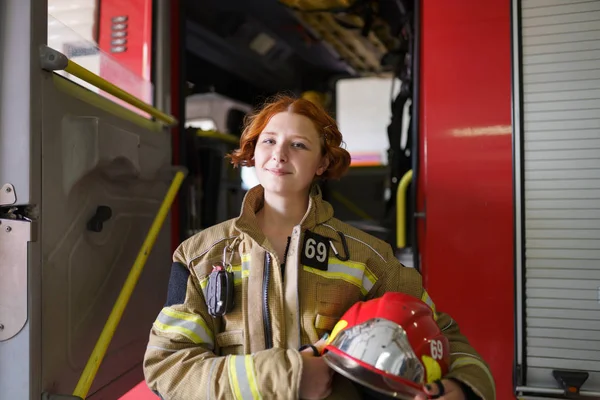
[316,282,361,317]
[315,314,338,331]
[314,282,362,338]
[216,329,244,356]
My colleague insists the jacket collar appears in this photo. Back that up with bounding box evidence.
[233,183,334,242]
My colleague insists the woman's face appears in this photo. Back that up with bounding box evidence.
[253,112,329,197]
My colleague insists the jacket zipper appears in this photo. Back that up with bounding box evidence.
[263,252,273,349]
[281,236,291,281]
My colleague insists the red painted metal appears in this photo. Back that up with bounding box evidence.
[98,0,152,81]
[418,1,515,399]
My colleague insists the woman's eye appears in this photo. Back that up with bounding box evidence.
[292,142,307,149]
[263,139,275,144]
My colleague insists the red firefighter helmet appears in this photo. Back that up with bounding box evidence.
[322,292,450,399]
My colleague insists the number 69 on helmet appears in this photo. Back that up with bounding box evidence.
[321,292,450,399]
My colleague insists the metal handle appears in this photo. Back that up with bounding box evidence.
[72,170,187,399]
[396,169,413,248]
[40,45,177,126]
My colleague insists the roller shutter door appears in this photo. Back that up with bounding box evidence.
[519,0,600,395]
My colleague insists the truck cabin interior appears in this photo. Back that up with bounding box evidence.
[184,0,413,102]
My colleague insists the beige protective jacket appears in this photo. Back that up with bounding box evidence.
[143,185,495,400]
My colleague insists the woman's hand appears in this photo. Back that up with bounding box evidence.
[414,379,467,400]
[299,338,334,400]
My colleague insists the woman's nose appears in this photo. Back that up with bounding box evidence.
[272,147,287,162]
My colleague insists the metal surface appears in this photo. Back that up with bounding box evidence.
[519,0,600,391]
[73,170,186,398]
[511,0,525,376]
[0,183,17,205]
[40,69,172,399]
[323,350,424,400]
[325,318,424,383]
[419,1,514,399]
[154,0,171,114]
[517,386,600,398]
[0,219,32,341]
[0,0,45,398]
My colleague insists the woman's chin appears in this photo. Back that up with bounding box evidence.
[261,182,310,198]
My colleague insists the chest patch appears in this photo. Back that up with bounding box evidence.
[300,230,330,271]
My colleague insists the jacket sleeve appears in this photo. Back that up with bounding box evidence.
[143,251,303,400]
[366,247,496,400]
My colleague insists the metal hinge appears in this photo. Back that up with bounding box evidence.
[0,183,16,206]
[0,217,33,342]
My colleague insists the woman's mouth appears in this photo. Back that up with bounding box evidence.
[267,168,290,176]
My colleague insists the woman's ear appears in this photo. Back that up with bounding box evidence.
[316,156,330,176]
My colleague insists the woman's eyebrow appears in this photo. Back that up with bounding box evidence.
[261,131,313,143]
[291,134,313,143]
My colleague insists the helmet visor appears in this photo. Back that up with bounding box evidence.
[323,318,426,399]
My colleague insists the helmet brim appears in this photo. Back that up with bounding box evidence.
[322,347,427,400]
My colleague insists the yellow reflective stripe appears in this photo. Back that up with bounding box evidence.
[153,307,214,348]
[362,266,377,292]
[231,265,243,286]
[450,356,496,397]
[242,254,251,278]
[421,290,437,319]
[303,258,377,295]
[228,356,243,400]
[228,355,262,400]
[245,355,262,400]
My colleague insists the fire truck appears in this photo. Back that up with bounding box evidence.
[0,0,598,399]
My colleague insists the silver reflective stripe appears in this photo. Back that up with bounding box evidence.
[236,356,254,399]
[361,271,375,292]
[328,263,364,280]
[228,355,262,400]
[307,260,376,295]
[233,268,242,283]
[154,307,214,348]
[242,253,251,278]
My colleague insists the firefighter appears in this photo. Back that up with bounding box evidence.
[143,94,495,400]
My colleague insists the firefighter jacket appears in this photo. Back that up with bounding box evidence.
[143,184,496,400]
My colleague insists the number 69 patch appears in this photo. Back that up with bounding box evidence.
[300,230,330,271]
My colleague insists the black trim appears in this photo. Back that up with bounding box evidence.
[411,0,421,273]
[298,344,320,357]
[263,253,273,349]
[281,236,291,280]
[333,230,350,261]
[448,378,482,400]
[511,0,527,388]
[165,262,190,306]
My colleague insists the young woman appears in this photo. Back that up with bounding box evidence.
[143,95,495,400]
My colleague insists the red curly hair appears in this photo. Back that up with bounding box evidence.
[228,94,351,180]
